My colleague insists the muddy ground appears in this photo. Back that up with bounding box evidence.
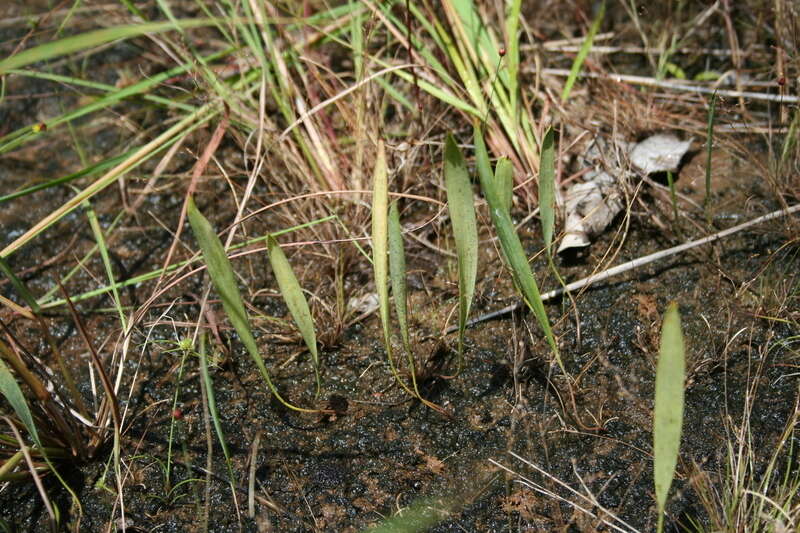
[1,4,799,532]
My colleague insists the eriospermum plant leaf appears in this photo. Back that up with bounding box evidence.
[267,235,320,398]
[187,197,316,412]
[444,134,478,373]
[653,301,685,533]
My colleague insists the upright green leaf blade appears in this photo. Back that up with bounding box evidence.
[474,127,564,374]
[187,197,313,412]
[538,127,556,254]
[653,302,685,532]
[388,202,410,353]
[561,0,606,102]
[267,235,320,397]
[444,134,478,369]
[495,154,514,215]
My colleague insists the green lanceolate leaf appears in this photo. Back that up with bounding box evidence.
[187,197,315,412]
[388,202,410,354]
[539,127,556,255]
[267,235,320,397]
[444,134,478,371]
[653,302,685,533]
[495,152,514,215]
[474,127,565,374]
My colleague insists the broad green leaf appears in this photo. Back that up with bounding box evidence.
[538,127,556,254]
[0,357,41,449]
[388,202,410,354]
[561,0,605,102]
[474,127,565,374]
[267,235,320,397]
[653,302,685,533]
[187,197,314,412]
[444,134,478,370]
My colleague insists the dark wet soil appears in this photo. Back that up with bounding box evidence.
[1,8,799,533]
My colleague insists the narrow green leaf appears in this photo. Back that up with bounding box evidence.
[0,358,41,449]
[505,0,523,120]
[561,0,605,102]
[474,127,565,374]
[388,202,410,354]
[444,134,478,370]
[198,333,237,505]
[267,235,320,398]
[653,302,685,533]
[539,127,556,255]
[187,197,314,412]
[0,19,215,75]
[372,140,391,350]
[0,258,40,314]
[372,142,411,395]
[495,154,514,215]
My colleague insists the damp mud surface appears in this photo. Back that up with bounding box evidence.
[1,136,798,532]
[1,5,799,532]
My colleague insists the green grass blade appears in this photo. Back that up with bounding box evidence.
[444,134,478,371]
[653,302,685,533]
[704,91,717,224]
[0,149,136,204]
[267,235,320,398]
[84,201,127,330]
[0,19,215,75]
[187,197,315,413]
[0,358,41,449]
[0,258,41,314]
[388,202,410,354]
[538,126,556,255]
[474,128,564,374]
[505,0,522,120]
[561,0,605,102]
[198,334,236,496]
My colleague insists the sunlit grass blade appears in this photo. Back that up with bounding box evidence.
[561,0,605,102]
[444,134,478,373]
[653,302,685,533]
[704,91,717,224]
[474,128,565,374]
[187,197,316,413]
[388,202,411,355]
[267,235,320,398]
[538,126,556,255]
